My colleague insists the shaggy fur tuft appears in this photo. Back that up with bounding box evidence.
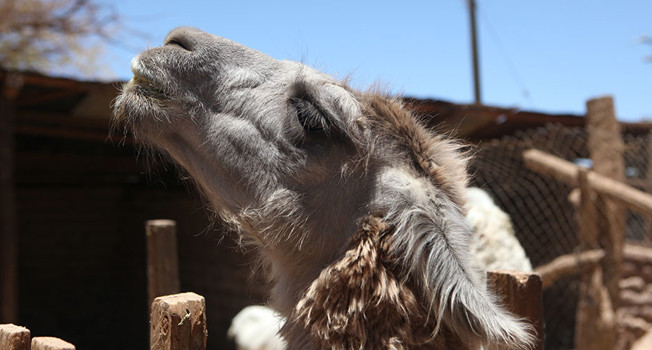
[287,216,432,350]
[361,93,470,210]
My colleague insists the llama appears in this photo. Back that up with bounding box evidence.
[113,27,534,349]
[228,187,533,350]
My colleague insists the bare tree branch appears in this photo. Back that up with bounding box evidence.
[0,0,120,75]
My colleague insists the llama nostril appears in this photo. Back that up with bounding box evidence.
[164,27,201,51]
[166,37,191,51]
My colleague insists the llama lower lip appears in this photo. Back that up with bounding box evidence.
[131,75,168,99]
[129,55,167,97]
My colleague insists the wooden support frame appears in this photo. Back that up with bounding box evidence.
[523,149,652,216]
[524,148,634,350]
[523,95,633,350]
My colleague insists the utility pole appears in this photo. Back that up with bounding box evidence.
[468,0,482,105]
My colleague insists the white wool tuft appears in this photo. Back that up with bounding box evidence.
[228,305,287,350]
[465,187,533,272]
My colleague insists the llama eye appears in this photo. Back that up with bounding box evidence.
[289,97,328,134]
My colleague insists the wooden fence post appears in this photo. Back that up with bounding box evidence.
[1,325,77,350]
[573,96,623,350]
[646,128,652,239]
[0,324,30,350]
[585,95,625,309]
[146,220,181,307]
[31,337,75,350]
[0,73,22,323]
[575,168,616,349]
[486,271,544,350]
[150,292,207,350]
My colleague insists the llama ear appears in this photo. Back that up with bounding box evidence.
[288,216,430,349]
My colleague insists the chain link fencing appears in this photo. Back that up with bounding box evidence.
[469,124,652,349]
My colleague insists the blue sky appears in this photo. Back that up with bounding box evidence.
[98,0,651,121]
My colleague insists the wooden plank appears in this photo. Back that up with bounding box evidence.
[31,337,75,350]
[0,73,22,323]
[523,149,652,216]
[486,271,544,350]
[146,220,181,307]
[0,324,30,350]
[150,292,207,350]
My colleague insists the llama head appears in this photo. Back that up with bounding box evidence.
[114,27,534,349]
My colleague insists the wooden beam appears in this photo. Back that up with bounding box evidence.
[146,220,181,307]
[150,292,207,350]
[0,324,30,350]
[523,149,652,216]
[486,271,544,350]
[534,244,652,288]
[535,249,605,289]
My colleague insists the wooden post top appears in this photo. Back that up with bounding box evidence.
[146,219,177,228]
[0,324,30,350]
[31,337,76,350]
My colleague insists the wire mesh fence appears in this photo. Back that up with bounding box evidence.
[469,124,652,349]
